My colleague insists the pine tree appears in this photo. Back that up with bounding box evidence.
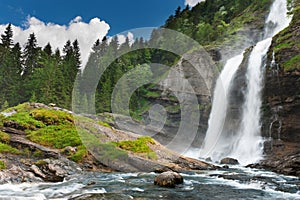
[1,24,13,48]
[43,43,52,56]
[23,33,39,77]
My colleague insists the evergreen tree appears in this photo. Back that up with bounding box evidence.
[1,24,13,49]
[43,43,52,56]
[23,33,39,77]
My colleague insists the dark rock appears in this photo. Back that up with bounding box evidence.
[205,157,212,162]
[3,120,26,131]
[220,157,239,165]
[154,171,183,188]
[1,127,26,135]
[222,165,229,169]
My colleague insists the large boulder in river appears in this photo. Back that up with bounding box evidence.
[220,157,239,165]
[154,171,183,188]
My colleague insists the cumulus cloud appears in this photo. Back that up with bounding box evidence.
[185,0,205,7]
[0,16,110,67]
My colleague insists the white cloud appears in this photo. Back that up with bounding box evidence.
[0,16,110,67]
[106,31,135,47]
[185,0,205,7]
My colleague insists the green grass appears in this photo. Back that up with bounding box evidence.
[67,145,88,163]
[0,160,6,170]
[0,142,21,154]
[98,121,111,128]
[27,124,82,149]
[0,131,10,143]
[283,54,300,71]
[30,109,74,125]
[5,112,45,130]
[112,136,157,160]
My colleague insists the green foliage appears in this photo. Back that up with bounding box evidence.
[97,143,129,163]
[30,108,74,125]
[0,131,10,143]
[113,136,155,153]
[5,112,45,130]
[0,101,9,111]
[98,121,111,128]
[32,149,44,157]
[27,124,81,149]
[0,160,6,170]
[68,145,88,163]
[0,142,20,154]
[283,54,300,71]
[112,136,157,160]
[34,160,48,167]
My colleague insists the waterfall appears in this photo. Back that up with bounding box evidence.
[199,0,292,165]
[199,53,244,159]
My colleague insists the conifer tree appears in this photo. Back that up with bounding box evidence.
[1,24,13,49]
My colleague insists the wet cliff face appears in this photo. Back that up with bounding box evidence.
[260,0,300,175]
[262,0,300,143]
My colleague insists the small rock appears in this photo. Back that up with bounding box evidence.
[63,146,77,154]
[205,157,212,162]
[220,157,239,165]
[30,165,46,179]
[222,165,229,169]
[154,171,183,188]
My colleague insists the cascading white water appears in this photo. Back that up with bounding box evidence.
[199,0,292,165]
[199,53,244,159]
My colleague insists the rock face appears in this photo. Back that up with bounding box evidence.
[220,157,239,165]
[260,0,300,177]
[154,171,183,188]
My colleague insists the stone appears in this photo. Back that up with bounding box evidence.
[154,171,183,188]
[220,157,239,165]
[63,146,77,154]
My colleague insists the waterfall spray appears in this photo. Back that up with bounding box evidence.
[199,0,292,165]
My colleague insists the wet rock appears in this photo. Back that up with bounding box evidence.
[32,158,82,182]
[0,165,42,184]
[220,157,239,165]
[154,171,183,188]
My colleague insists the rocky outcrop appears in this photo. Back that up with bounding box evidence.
[261,0,300,177]
[154,171,183,188]
[0,102,217,183]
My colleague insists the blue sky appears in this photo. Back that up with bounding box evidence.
[0,0,189,35]
[0,0,203,66]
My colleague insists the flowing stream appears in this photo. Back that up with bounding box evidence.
[198,0,292,165]
[1,1,299,199]
[0,168,299,199]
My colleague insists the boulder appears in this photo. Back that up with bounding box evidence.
[154,171,183,188]
[220,157,239,165]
